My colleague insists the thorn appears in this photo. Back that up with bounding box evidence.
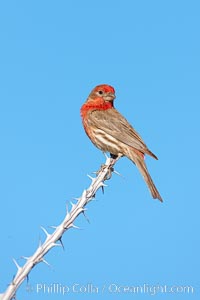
[21,256,29,261]
[41,226,50,238]
[73,197,80,202]
[70,223,81,229]
[58,237,65,250]
[81,207,88,213]
[41,258,51,268]
[82,210,90,223]
[13,258,21,270]
[49,225,57,229]
[92,170,98,175]
[113,169,123,177]
[52,242,62,247]
[70,201,77,210]
[87,174,96,182]
[100,182,107,187]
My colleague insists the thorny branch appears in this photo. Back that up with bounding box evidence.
[0,156,118,300]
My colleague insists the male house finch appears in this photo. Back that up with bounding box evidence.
[80,84,162,202]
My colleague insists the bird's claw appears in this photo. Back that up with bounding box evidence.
[105,166,114,180]
[95,164,114,180]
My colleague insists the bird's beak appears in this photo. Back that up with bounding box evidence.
[104,93,116,102]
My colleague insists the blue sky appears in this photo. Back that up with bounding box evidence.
[0,0,199,299]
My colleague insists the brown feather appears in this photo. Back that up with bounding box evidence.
[88,108,158,159]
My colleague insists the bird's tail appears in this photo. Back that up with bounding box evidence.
[127,151,163,202]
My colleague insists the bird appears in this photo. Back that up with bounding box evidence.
[80,84,162,202]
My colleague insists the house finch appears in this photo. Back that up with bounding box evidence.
[80,84,162,202]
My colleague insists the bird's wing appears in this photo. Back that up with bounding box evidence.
[89,108,157,158]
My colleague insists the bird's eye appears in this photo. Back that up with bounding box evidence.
[98,90,103,95]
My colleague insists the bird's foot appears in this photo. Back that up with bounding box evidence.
[105,165,114,180]
[94,163,114,180]
[94,153,122,180]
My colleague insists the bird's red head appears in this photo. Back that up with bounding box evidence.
[89,84,116,103]
[81,84,116,119]
[93,84,115,94]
